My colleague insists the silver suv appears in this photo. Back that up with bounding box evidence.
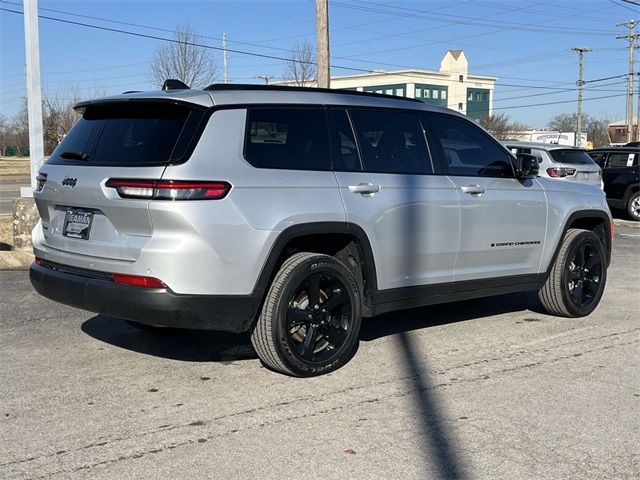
[30,83,613,376]
[502,141,603,188]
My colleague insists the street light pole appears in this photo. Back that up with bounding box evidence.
[22,0,45,194]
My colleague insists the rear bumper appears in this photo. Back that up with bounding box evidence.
[29,262,260,332]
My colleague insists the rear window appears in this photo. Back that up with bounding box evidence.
[548,149,594,165]
[48,102,204,166]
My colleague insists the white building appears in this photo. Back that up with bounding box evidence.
[328,50,497,119]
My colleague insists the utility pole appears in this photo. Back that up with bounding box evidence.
[618,20,638,142]
[316,0,330,88]
[572,47,591,148]
[256,74,274,85]
[22,0,45,194]
[636,40,640,141]
[223,32,228,84]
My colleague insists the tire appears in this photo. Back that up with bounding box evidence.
[627,191,640,221]
[538,228,607,317]
[251,252,362,377]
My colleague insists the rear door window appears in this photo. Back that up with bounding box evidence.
[588,151,606,167]
[548,149,594,165]
[245,108,330,171]
[349,109,432,174]
[48,102,204,166]
[606,151,637,168]
[328,108,361,171]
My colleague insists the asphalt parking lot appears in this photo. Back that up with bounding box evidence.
[1,221,638,480]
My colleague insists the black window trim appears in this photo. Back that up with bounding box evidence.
[326,106,364,172]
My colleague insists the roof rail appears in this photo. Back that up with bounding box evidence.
[162,79,190,91]
[122,90,142,94]
[203,83,423,103]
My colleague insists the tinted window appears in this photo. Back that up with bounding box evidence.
[245,108,330,170]
[349,109,432,174]
[328,109,361,171]
[607,152,636,168]
[424,113,513,177]
[588,151,606,167]
[48,102,200,165]
[548,149,594,165]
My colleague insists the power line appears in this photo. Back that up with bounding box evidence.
[329,0,618,36]
[492,93,627,111]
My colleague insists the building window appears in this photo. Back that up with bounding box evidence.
[424,90,430,98]
[468,92,473,101]
[458,102,463,110]
[441,90,447,100]
[459,75,464,82]
[433,90,439,99]
[416,88,422,97]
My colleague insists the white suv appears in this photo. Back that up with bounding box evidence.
[30,83,613,376]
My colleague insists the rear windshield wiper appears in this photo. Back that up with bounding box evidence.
[60,151,89,161]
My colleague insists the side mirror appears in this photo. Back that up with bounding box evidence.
[515,153,539,179]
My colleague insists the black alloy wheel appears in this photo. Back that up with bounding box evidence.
[566,242,603,309]
[285,272,352,364]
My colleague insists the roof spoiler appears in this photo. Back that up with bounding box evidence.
[162,79,190,91]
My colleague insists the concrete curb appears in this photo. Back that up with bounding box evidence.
[0,250,33,270]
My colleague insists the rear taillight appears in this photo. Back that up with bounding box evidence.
[112,273,166,288]
[546,167,576,178]
[36,173,47,191]
[105,179,231,200]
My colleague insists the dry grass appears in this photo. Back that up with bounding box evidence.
[0,216,12,250]
[0,157,31,176]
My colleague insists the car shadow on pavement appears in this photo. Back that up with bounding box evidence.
[81,315,257,362]
[359,290,545,342]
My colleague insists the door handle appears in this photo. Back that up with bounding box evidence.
[348,183,380,195]
[460,184,486,195]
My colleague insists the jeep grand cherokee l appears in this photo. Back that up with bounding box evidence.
[30,83,613,376]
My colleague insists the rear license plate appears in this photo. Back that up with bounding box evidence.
[63,208,94,240]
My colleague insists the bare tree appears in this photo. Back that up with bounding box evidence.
[548,113,610,147]
[149,23,218,89]
[478,113,526,140]
[283,41,317,87]
[42,89,83,155]
[11,100,30,156]
[0,114,11,156]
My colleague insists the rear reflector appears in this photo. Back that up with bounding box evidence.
[112,273,166,288]
[35,256,42,265]
[105,179,231,200]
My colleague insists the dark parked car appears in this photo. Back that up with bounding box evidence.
[589,147,640,221]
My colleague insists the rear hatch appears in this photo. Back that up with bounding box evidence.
[548,148,602,186]
[35,100,207,261]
